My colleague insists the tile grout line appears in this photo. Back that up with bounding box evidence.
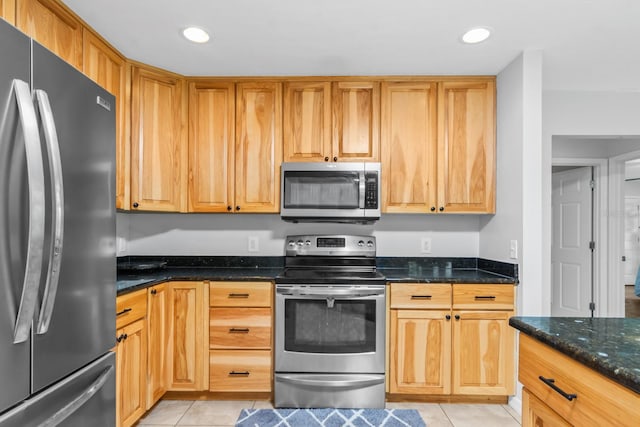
[173,400,196,427]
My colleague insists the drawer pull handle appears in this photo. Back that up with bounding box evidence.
[229,328,250,333]
[116,308,132,316]
[229,371,250,377]
[228,293,250,298]
[539,376,577,401]
[411,295,432,300]
[474,295,496,300]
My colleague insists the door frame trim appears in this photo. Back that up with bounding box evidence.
[552,158,607,316]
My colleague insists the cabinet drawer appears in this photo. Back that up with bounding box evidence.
[116,289,147,329]
[519,334,639,427]
[210,282,272,307]
[390,283,451,309]
[209,350,271,392]
[210,308,271,349]
[452,284,513,310]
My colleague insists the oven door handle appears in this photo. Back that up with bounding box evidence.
[276,288,384,298]
[277,374,384,389]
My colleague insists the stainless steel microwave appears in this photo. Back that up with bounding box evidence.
[280,162,381,223]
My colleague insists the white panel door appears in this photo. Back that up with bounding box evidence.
[624,196,640,285]
[551,167,593,317]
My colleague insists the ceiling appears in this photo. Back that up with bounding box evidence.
[61,0,640,92]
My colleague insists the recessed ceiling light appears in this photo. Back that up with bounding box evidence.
[183,27,210,43]
[461,27,491,44]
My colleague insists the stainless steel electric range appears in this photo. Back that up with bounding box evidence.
[274,235,386,408]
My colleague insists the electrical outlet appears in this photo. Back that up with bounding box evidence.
[421,237,432,254]
[248,236,259,253]
[510,240,518,259]
[116,237,127,254]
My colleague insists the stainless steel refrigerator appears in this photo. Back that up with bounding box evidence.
[0,18,116,426]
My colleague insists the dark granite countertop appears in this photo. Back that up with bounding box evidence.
[509,317,640,394]
[117,256,517,295]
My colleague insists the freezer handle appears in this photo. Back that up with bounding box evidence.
[12,79,46,344]
[38,365,114,427]
[34,89,65,335]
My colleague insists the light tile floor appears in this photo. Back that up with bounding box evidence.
[136,399,521,427]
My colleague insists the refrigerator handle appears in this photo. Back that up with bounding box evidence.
[38,365,114,427]
[12,79,46,344]
[34,89,65,335]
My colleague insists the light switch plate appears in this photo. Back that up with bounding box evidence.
[248,236,259,253]
[509,240,518,259]
[421,237,432,254]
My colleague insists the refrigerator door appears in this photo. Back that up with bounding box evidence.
[0,19,35,413]
[0,351,116,427]
[31,41,116,392]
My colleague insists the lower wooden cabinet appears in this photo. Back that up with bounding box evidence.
[388,283,515,398]
[115,289,147,427]
[518,334,640,426]
[209,281,272,393]
[166,281,209,391]
[146,283,167,408]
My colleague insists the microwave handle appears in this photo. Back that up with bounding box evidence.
[359,171,365,209]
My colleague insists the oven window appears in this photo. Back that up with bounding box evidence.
[284,299,376,353]
[283,171,359,209]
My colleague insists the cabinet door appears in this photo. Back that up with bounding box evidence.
[82,29,130,210]
[17,0,83,69]
[166,281,208,391]
[116,319,146,427]
[390,309,451,394]
[188,81,235,212]
[452,310,514,395]
[130,66,187,211]
[235,82,282,212]
[381,81,437,213]
[283,81,331,162]
[146,284,167,409]
[437,80,495,213]
[1,0,16,24]
[332,81,380,162]
[522,388,571,427]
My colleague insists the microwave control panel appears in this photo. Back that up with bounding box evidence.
[364,172,378,209]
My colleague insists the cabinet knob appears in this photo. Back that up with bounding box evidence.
[439,206,444,212]
[151,289,157,295]
[445,314,451,320]
[455,314,460,320]
[132,202,139,208]
[235,206,240,211]
[324,157,329,162]
[430,206,436,212]
[227,206,232,211]
[333,156,338,162]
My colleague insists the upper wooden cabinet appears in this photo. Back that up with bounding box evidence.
[130,65,188,212]
[283,80,379,162]
[1,0,16,24]
[381,78,496,214]
[235,81,282,213]
[17,0,83,69]
[381,81,438,213]
[188,81,235,212]
[437,80,496,213]
[82,29,130,210]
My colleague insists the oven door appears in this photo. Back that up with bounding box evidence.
[275,285,385,374]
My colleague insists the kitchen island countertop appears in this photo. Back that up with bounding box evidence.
[509,316,640,394]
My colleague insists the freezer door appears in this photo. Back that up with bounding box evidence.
[0,351,116,427]
[31,41,116,392]
[0,19,35,413]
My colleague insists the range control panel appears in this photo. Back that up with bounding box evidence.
[285,235,376,257]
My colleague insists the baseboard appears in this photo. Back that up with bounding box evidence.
[386,393,508,404]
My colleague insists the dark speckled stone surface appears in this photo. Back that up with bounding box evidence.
[509,317,640,394]
[117,256,517,295]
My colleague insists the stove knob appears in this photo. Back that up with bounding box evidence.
[288,240,295,247]
[305,240,311,245]
[297,240,304,246]
[367,240,374,247]
[358,240,364,247]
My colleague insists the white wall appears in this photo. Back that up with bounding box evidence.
[479,50,543,317]
[117,212,481,257]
